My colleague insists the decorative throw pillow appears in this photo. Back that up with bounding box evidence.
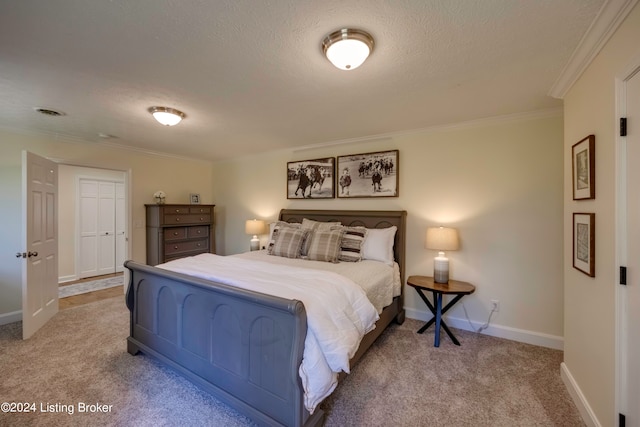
[361,226,397,266]
[267,226,308,258]
[306,229,344,263]
[300,218,341,256]
[337,226,367,262]
[268,221,301,246]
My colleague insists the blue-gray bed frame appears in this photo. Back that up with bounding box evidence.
[125,209,406,426]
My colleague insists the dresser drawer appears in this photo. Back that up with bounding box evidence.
[188,226,209,238]
[164,238,209,256]
[163,214,211,225]
[165,227,188,241]
[190,206,211,214]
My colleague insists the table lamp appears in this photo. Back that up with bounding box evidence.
[425,226,459,283]
[245,219,266,251]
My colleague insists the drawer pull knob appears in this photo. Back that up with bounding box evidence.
[174,246,178,249]
[176,218,180,221]
[197,243,201,247]
[197,230,201,234]
[173,232,179,236]
[200,217,204,221]
[175,209,180,213]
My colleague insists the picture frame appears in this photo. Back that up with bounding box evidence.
[189,193,201,204]
[337,149,399,198]
[572,135,595,200]
[286,157,335,199]
[573,212,595,277]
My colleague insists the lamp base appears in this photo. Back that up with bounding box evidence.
[250,237,260,251]
[433,255,449,284]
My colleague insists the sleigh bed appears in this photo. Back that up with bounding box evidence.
[125,209,406,427]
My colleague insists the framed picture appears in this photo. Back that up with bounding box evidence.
[572,135,595,200]
[190,193,201,204]
[573,213,595,277]
[337,149,399,198]
[286,157,335,199]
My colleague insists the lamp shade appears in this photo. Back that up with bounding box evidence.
[245,219,266,236]
[425,227,459,251]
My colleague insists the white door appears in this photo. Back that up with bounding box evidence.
[115,182,126,273]
[624,68,640,426]
[79,179,99,278]
[21,151,58,339]
[97,181,115,275]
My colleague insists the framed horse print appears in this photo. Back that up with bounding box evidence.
[337,150,399,198]
[286,157,335,199]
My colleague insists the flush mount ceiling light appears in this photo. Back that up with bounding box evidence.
[322,28,374,71]
[148,106,186,126]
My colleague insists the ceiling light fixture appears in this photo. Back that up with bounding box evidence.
[148,106,186,126]
[322,28,374,71]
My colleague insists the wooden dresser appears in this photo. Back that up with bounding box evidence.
[145,204,215,265]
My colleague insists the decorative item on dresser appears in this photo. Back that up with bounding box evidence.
[145,204,215,265]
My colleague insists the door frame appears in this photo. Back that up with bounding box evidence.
[615,53,640,426]
[58,162,132,285]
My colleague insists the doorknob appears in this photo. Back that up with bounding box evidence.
[28,251,38,258]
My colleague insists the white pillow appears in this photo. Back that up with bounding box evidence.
[361,226,397,266]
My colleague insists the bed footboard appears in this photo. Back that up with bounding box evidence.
[124,260,321,427]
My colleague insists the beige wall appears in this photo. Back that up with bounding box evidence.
[0,130,214,317]
[212,114,565,344]
[563,3,640,426]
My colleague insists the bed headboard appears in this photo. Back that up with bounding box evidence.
[279,209,407,284]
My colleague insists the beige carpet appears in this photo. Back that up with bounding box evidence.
[0,297,584,426]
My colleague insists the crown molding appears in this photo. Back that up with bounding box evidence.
[549,0,639,99]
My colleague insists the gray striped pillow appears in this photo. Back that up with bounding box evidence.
[267,227,308,258]
[338,226,367,262]
[306,229,343,263]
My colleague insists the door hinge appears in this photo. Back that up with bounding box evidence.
[620,117,627,137]
[619,412,625,427]
[620,266,627,286]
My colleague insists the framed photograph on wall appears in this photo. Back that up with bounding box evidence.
[572,135,595,200]
[286,157,335,199]
[190,193,201,204]
[337,149,399,198]
[573,212,595,277]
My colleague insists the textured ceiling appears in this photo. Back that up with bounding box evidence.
[0,0,605,161]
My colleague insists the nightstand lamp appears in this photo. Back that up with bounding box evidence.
[245,219,266,251]
[425,226,459,284]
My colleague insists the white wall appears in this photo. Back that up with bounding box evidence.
[562,3,640,426]
[0,130,215,319]
[212,113,565,345]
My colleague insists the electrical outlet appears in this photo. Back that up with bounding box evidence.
[491,299,500,312]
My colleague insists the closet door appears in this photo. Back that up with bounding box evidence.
[115,182,126,273]
[97,181,116,275]
[79,180,99,278]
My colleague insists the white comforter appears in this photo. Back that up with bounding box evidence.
[158,253,380,413]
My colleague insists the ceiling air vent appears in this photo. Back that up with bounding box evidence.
[34,107,66,117]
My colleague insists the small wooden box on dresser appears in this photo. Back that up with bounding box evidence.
[145,204,215,265]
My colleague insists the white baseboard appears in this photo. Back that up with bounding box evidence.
[404,307,564,350]
[560,362,601,427]
[58,274,77,283]
[0,310,22,326]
